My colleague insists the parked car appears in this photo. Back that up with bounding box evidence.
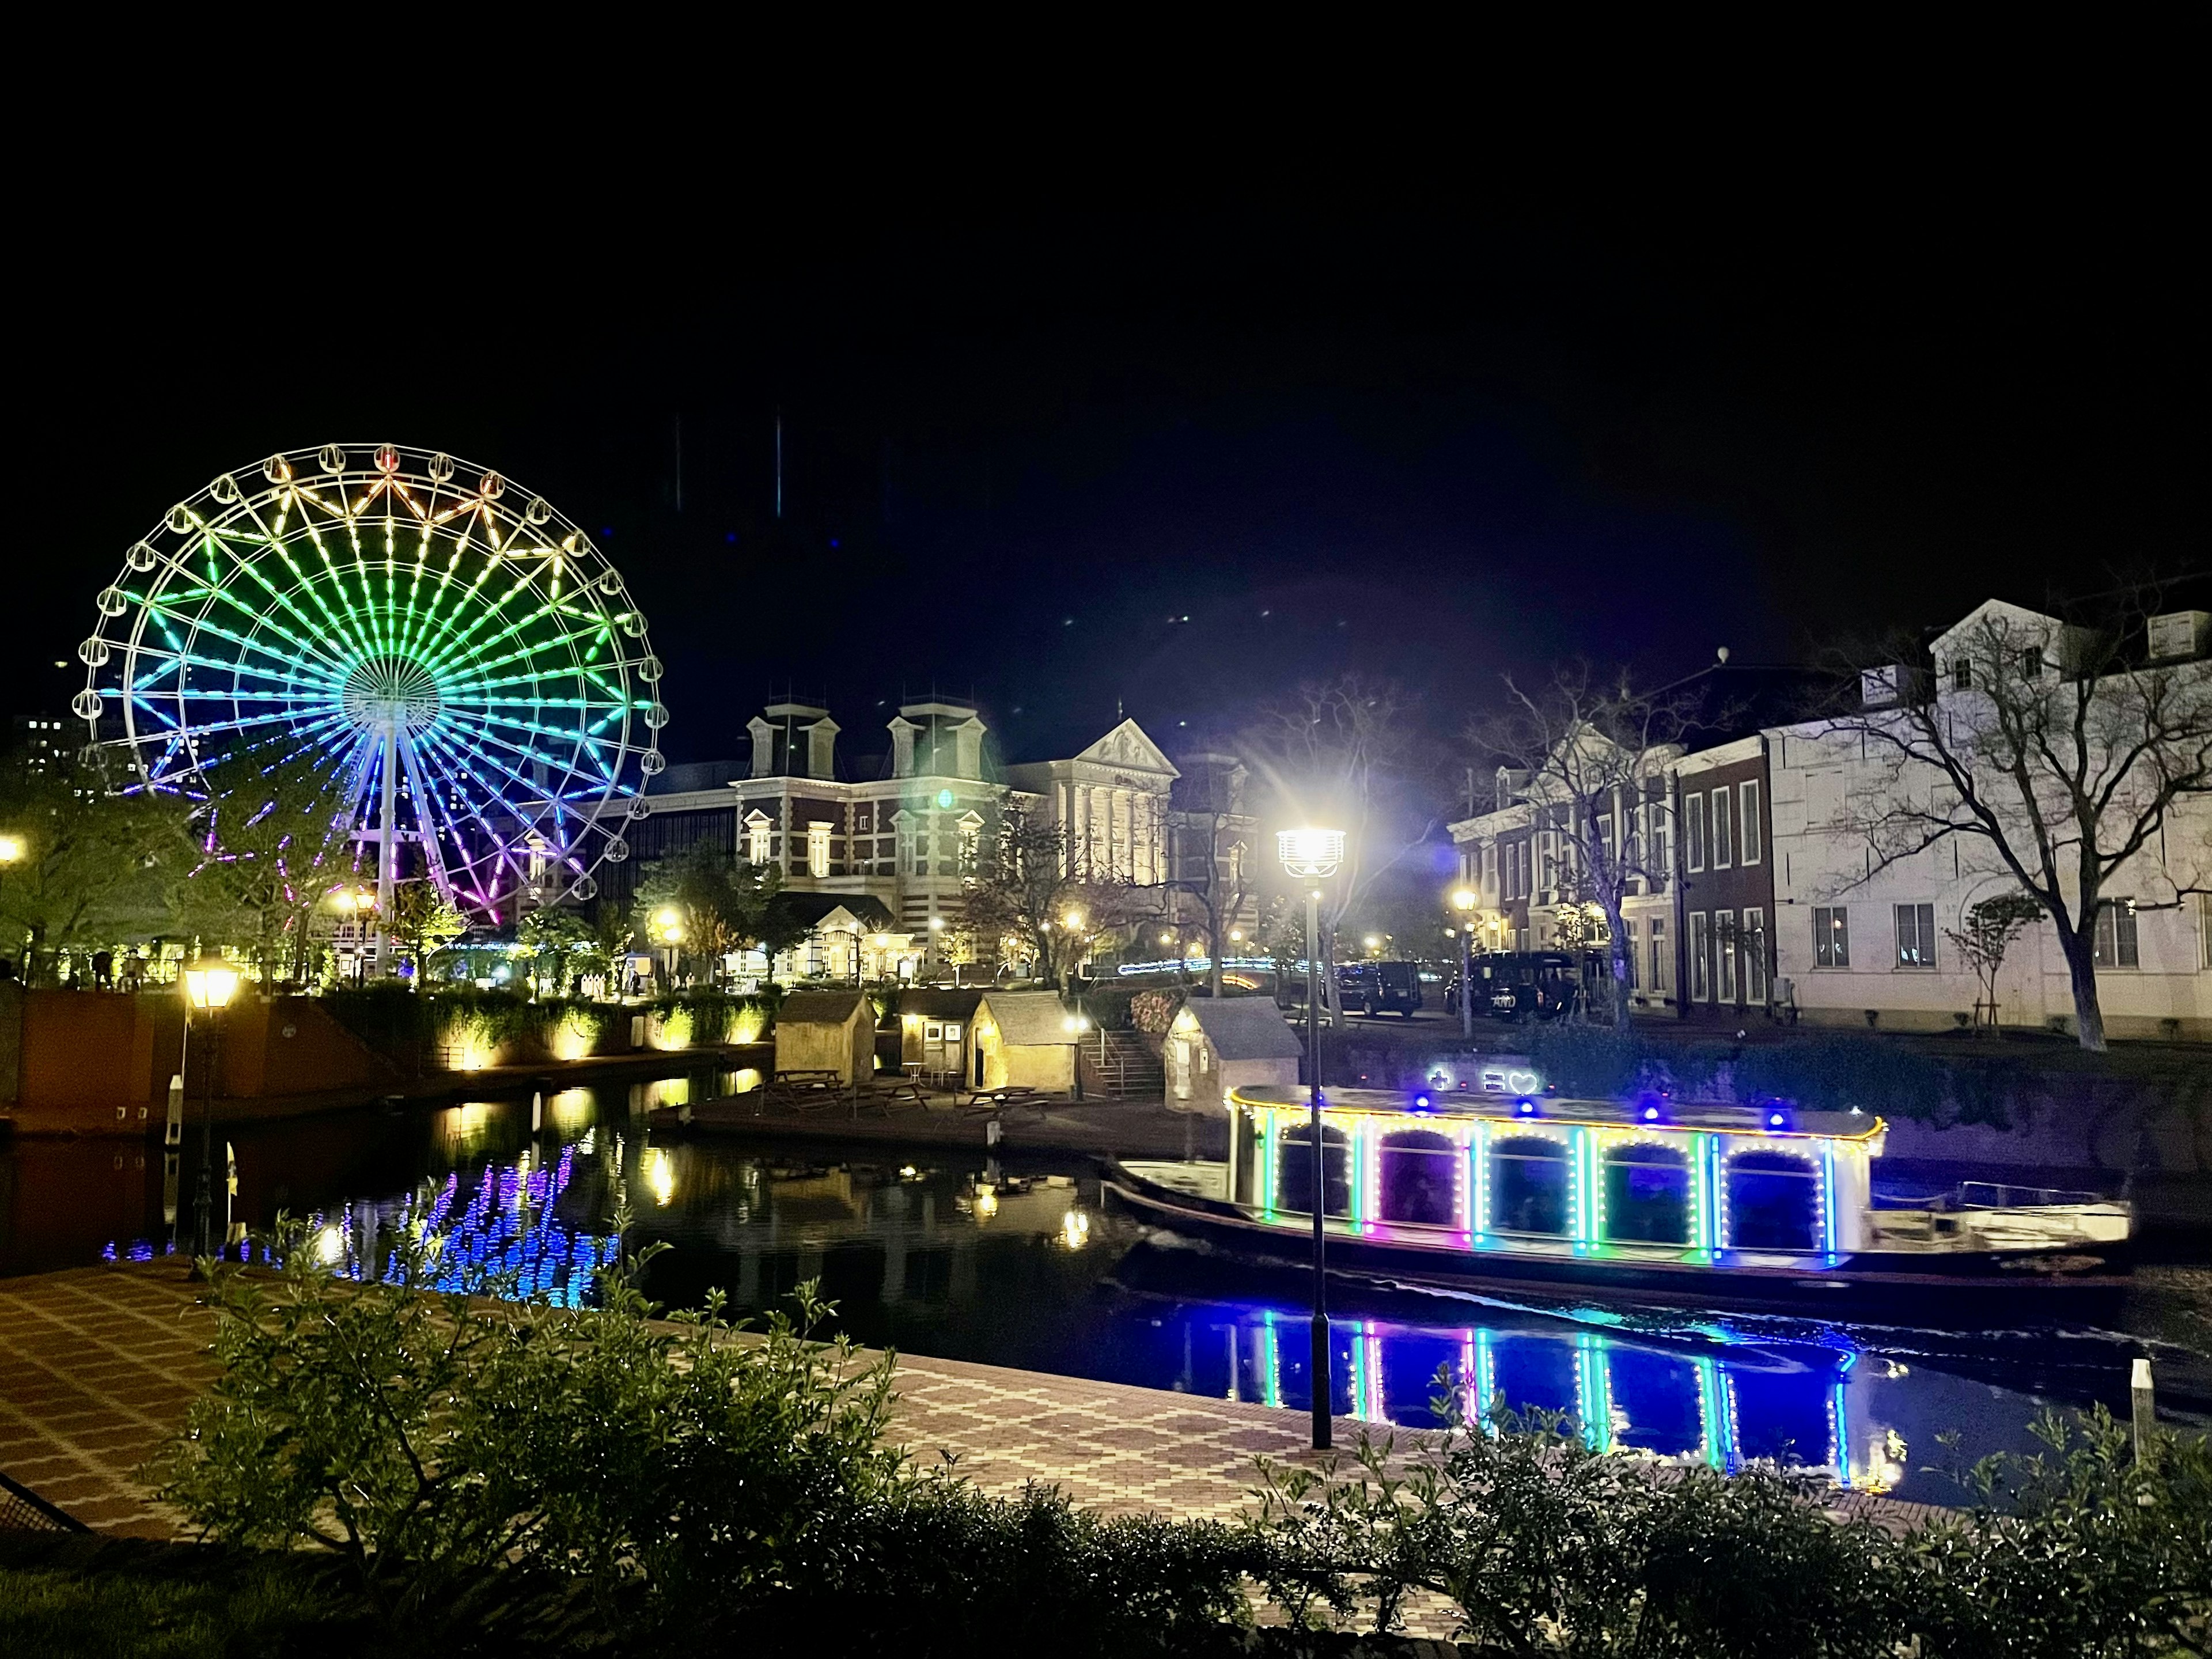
[1467,952,1581,1022]
[1338,960,1424,1018]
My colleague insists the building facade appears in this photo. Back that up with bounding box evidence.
[1766,600,2211,1037]
[592,698,1255,980]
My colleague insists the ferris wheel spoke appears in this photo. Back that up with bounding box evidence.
[224,489,380,669]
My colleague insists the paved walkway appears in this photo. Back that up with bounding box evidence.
[0,1260,1955,1566]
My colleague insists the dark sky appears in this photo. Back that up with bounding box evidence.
[16,195,2202,784]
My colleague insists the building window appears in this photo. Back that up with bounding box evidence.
[2021,647,2044,679]
[1690,912,1711,1002]
[1895,903,1937,968]
[806,823,831,879]
[1483,843,1497,899]
[1710,786,1732,869]
[745,816,771,865]
[1622,920,1639,988]
[1649,801,1671,883]
[1684,794,1706,873]
[1716,914,1738,1002]
[1952,657,1972,691]
[1742,908,1768,1002]
[1647,917,1669,995]
[1739,781,1761,865]
[2093,900,2139,969]
[1813,906,1850,969]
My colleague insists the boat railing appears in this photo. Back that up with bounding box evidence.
[1956,1180,2117,1211]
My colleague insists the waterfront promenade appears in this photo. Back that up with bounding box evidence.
[0,1261,1952,1543]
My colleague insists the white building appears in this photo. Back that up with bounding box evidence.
[1768,599,2211,1039]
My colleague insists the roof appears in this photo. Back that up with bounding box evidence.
[896,988,986,1021]
[766,892,898,932]
[777,991,871,1026]
[1184,997,1305,1061]
[979,990,1078,1046]
[647,759,746,795]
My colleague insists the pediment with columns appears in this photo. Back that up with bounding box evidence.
[1071,719,1179,778]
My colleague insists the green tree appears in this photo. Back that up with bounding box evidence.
[1945,889,2045,1030]
[388,881,468,987]
[632,842,783,987]
[517,906,593,996]
[173,757,361,986]
[0,747,190,983]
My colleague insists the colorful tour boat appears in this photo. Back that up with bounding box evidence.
[1105,1085,2131,1316]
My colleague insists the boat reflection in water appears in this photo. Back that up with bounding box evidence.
[1203,1305,1903,1490]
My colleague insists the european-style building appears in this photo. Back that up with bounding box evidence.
[591,697,1257,980]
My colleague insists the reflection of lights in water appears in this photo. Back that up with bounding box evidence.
[641,1077,690,1110]
[548,1089,592,1132]
[1059,1209,1092,1249]
[729,1068,762,1094]
[973,1183,998,1221]
[645,1147,676,1207]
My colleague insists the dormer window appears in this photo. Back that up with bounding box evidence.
[1952,658,1972,691]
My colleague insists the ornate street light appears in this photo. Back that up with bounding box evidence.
[1278,825,1344,1451]
[181,958,240,1275]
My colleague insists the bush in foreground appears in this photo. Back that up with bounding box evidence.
[146,1225,2209,1656]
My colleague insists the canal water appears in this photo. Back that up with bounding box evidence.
[5,1066,2203,1509]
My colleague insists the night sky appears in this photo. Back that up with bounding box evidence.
[17,198,2202,788]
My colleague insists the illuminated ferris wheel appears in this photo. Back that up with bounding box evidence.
[75,444,664,937]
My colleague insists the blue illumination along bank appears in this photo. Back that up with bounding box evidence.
[1106,1086,2133,1320]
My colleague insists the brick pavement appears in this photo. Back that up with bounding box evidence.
[0,1259,1953,1638]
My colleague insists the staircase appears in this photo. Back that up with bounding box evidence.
[1078,1031,1165,1100]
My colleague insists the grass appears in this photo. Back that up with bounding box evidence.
[0,1544,369,1659]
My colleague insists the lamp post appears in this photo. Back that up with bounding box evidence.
[652,907,683,990]
[182,957,240,1275]
[1278,825,1345,1451]
[1452,888,1478,1039]
[0,832,23,981]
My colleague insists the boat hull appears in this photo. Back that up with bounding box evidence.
[1103,1163,2131,1322]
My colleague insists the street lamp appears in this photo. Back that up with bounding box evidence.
[0,833,24,981]
[1276,825,1344,1451]
[1452,888,1478,1039]
[181,957,240,1274]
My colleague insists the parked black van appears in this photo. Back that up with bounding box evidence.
[1338,960,1424,1018]
[1462,952,1581,1022]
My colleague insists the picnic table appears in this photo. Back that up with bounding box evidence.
[957,1085,1052,1119]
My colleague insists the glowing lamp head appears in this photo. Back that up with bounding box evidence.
[928,915,945,931]
[183,957,241,1011]
[0,832,25,865]
[1451,887,1476,912]
[1277,826,1346,879]
[1061,909,1085,931]
[1644,1105,1662,1122]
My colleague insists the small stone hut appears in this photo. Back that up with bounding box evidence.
[1165,997,1304,1113]
[773,991,875,1084]
[974,990,1080,1093]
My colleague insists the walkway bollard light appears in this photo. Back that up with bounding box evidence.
[182,957,241,1276]
[1277,826,1345,1451]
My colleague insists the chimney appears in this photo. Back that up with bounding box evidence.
[747,715,776,779]
[888,717,918,778]
[952,716,984,780]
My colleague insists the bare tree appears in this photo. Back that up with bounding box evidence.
[1242,676,1437,1020]
[964,797,1141,990]
[1819,594,2211,1051]
[1161,801,1256,998]
[1472,666,1705,1029]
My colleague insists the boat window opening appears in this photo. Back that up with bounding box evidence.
[1725,1150,1821,1251]
[1276,1123,1351,1217]
[1378,1130,1457,1226]
[1603,1143,1692,1244]
[1490,1137,1571,1236]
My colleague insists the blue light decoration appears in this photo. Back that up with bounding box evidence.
[75,445,662,919]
